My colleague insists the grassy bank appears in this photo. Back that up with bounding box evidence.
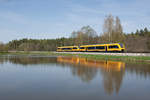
[52,52,150,62]
[0,51,150,63]
[0,51,52,56]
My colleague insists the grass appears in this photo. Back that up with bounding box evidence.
[0,51,52,56]
[52,52,150,62]
[0,51,150,63]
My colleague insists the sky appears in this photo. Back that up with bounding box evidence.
[0,0,150,43]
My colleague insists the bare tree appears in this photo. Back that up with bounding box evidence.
[102,14,125,43]
[114,16,125,43]
[103,14,114,43]
[71,26,97,46]
[71,31,78,45]
[0,42,8,52]
[80,25,97,44]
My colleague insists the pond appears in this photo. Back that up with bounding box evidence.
[0,55,150,100]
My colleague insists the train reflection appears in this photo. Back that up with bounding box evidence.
[57,56,125,72]
[57,56,125,95]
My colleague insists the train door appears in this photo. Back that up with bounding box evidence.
[85,47,88,52]
[105,46,108,52]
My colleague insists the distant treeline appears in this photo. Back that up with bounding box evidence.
[0,14,150,52]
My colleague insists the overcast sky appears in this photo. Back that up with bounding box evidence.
[0,0,150,43]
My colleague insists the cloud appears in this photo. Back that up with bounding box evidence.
[69,0,150,33]
[0,0,150,42]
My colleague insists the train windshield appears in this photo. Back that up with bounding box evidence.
[119,43,124,48]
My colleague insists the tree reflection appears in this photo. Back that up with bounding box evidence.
[3,56,57,65]
[57,57,97,82]
[99,61,125,95]
[0,57,5,64]
[125,63,150,79]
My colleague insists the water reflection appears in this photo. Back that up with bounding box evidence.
[1,56,57,65]
[0,56,150,96]
[57,56,125,95]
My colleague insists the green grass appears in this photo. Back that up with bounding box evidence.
[0,51,150,63]
[0,51,52,56]
[53,52,150,61]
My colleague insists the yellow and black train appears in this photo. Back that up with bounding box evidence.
[57,43,125,52]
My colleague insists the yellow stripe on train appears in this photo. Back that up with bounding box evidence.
[57,43,125,52]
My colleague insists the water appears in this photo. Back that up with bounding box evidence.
[0,55,150,100]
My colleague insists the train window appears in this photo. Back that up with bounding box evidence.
[88,47,95,49]
[108,45,119,49]
[73,47,77,49]
[62,48,71,50]
[119,43,123,48]
[80,47,85,49]
[96,46,105,49]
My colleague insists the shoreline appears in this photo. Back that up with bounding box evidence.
[0,51,150,63]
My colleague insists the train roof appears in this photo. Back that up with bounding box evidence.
[57,46,78,48]
[80,43,122,47]
[57,43,123,48]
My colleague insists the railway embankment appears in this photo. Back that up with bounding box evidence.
[53,52,150,62]
[0,51,150,62]
[54,52,150,57]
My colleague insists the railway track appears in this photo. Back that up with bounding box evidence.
[54,52,150,57]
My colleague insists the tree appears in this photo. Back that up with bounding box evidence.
[102,14,125,43]
[144,28,148,34]
[71,26,97,46]
[135,29,140,35]
[103,14,114,42]
[80,25,97,44]
[139,29,144,36]
[0,42,8,52]
[113,16,125,43]
[143,27,150,36]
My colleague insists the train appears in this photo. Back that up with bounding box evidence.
[57,43,125,52]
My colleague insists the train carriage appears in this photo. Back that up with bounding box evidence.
[57,46,79,52]
[107,43,125,52]
[57,43,125,52]
[86,44,106,52]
